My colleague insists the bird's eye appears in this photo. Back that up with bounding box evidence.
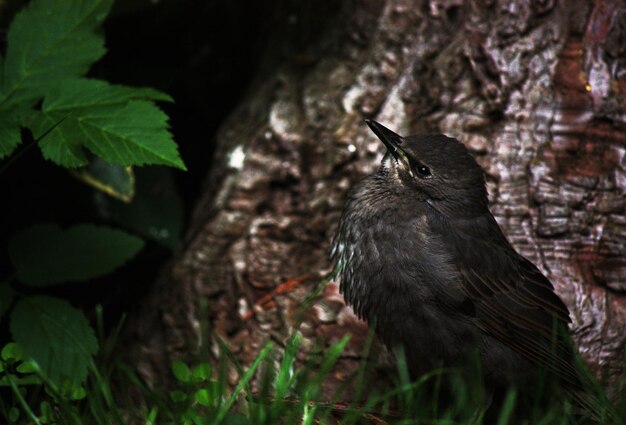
[415,164,431,177]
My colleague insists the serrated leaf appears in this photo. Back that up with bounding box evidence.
[70,158,135,202]
[42,79,174,107]
[95,166,183,248]
[1,0,113,105]
[37,121,88,167]
[0,113,22,159]
[10,296,98,386]
[9,223,144,286]
[28,79,184,169]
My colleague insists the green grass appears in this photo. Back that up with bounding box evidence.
[1,298,625,425]
[3,334,625,425]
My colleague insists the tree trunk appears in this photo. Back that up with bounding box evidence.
[127,0,626,400]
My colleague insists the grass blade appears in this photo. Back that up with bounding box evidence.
[214,343,273,425]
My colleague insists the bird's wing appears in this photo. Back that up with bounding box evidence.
[427,210,580,387]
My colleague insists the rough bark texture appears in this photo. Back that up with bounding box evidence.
[128,0,626,400]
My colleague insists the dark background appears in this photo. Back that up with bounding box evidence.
[0,0,287,328]
[0,0,341,331]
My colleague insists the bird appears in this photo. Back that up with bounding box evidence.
[330,119,610,418]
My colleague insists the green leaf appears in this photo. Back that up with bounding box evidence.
[170,390,188,403]
[10,296,98,386]
[16,359,39,374]
[1,343,23,362]
[27,79,184,169]
[73,386,87,400]
[61,382,86,400]
[95,166,184,248]
[8,407,19,422]
[0,280,16,318]
[146,407,158,425]
[70,158,135,202]
[32,114,87,167]
[1,0,113,105]
[192,363,212,382]
[194,388,212,407]
[171,360,190,383]
[40,401,54,423]
[40,78,173,107]
[0,113,22,159]
[9,223,145,286]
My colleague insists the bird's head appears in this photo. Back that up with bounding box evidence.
[365,120,489,216]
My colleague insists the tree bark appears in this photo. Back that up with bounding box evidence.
[127,0,626,400]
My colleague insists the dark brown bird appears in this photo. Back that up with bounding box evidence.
[331,120,609,417]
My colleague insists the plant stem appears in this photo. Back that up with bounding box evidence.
[6,373,42,425]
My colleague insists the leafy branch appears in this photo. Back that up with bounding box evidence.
[0,0,186,398]
[0,0,186,172]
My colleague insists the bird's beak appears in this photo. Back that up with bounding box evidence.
[365,119,408,164]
